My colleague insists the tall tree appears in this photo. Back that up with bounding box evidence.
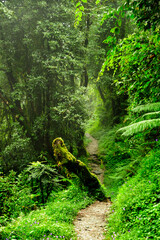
[0,0,87,173]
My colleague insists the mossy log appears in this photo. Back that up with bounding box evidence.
[52,137,106,200]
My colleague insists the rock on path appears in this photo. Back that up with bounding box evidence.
[74,133,112,240]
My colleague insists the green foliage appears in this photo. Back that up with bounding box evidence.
[118,119,160,137]
[51,87,88,155]
[117,102,160,138]
[24,161,66,204]
[86,121,139,199]
[52,137,106,200]
[0,182,94,240]
[0,122,36,173]
[133,102,160,114]
[106,149,160,239]
[0,2,14,19]
[105,30,160,106]
[84,1,160,239]
[95,126,136,198]
[74,0,85,27]
[125,0,160,30]
[99,0,160,119]
[0,0,88,173]
[0,161,69,226]
[0,1,159,238]
[86,112,106,139]
[90,119,160,239]
[0,171,38,225]
[90,1,130,126]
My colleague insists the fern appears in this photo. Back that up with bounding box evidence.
[24,161,66,203]
[118,119,160,137]
[117,102,160,137]
[131,111,160,124]
[132,102,160,113]
[142,111,160,120]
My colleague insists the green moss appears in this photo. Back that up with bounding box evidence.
[52,137,106,200]
[52,138,76,165]
[77,160,86,167]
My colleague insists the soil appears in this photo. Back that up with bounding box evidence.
[74,133,112,240]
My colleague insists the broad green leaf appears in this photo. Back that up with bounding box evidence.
[76,2,81,8]
[110,27,120,34]
[117,19,122,27]
[96,0,101,4]
[80,6,84,11]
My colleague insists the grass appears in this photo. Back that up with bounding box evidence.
[0,180,94,240]
[106,149,160,239]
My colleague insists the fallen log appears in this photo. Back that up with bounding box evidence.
[52,137,106,200]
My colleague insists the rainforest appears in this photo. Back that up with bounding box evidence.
[0,0,160,239]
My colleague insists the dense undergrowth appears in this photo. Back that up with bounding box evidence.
[107,149,160,239]
[0,132,101,240]
[87,119,160,240]
[1,119,159,240]
[0,177,94,240]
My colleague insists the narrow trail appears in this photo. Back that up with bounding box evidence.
[74,133,111,240]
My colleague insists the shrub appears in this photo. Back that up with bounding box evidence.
[0,171,37,226]
[24,161,66,204]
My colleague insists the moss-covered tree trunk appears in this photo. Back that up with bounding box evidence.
[52,138,106,200]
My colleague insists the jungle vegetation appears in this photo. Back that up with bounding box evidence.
[0,0,160,239]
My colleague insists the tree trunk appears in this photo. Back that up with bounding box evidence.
[52,138,106,200]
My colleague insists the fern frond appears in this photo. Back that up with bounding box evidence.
[132,102,160,113]
[134,111,160,123]
[142,111,160,120]
[118,119,160,137]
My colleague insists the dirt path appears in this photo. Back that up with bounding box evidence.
[85,133,104,184]
[74,134,111,240]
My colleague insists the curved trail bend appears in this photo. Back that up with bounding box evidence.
[74,134,111,240]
